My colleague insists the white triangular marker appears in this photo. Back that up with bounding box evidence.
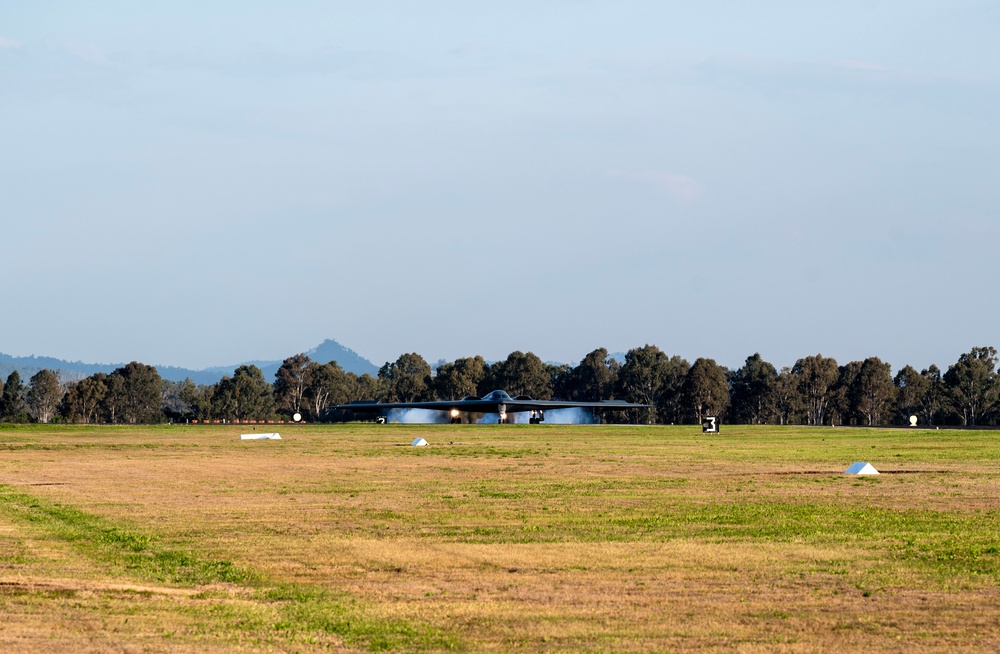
[411,437,429,447]
[845,461,879,475]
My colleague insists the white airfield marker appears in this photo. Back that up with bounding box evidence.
[844,461,879,475]
[240,433,282,440]
[411,437,429,447]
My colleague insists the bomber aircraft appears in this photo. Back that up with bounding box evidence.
[334,389,650,424]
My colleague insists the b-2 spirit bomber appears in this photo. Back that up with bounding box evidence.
[335,389,649,424]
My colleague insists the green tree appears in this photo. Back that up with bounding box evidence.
[379,353,432,402]
[729,353,778,424]
[27,369,63,424]
[304,361,351,419]
[683,358,729,423]
[486,351,553,399]
[102,372,127,423]
[111,362,163,424]
[213,365,275,421]
[60,373,108,424]
[273,353,312,416]
[943,346,998,426]
[179,380,214,421]
[347,372,381,403]
[830,361,863,426]
[918,365,945,426]
[434,356,487,399]
[773,367,803,425]
[792,354,839,425]
[556,348,619,402]
[894,365,929,425]
[0,371,27,422]
[161,379,199,422]
[616,345,689,424]
[854,357,895,426]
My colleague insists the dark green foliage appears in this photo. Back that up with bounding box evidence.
[434,356,487,399]
[273,353,312,416]
[894,365,928,425]
[943,346,998,426]
[378,353,432,402]
[0,370,27,422]
[683,357,729,423]
[304,360,352,419]
[26,369,63,423]
[730,353,778,424]
[61,373,108,424]
[792,354,839,425]
[616,345,689,424]
[103,362,163,424]
[482,351,552,399]
[10,343,1000,426]
[855,357,896,426]
[554,348,619,402]
[212,365,275,420]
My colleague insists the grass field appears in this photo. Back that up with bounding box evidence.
[1,423,998,652]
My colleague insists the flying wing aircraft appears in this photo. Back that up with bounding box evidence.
[334,389,649,424]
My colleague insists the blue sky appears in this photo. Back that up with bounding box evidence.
[2,1,998,371]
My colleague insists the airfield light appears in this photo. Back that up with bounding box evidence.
[451,409,460,418]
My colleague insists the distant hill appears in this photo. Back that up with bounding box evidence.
[0,339,379,386]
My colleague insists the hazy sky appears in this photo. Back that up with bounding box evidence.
[2,1,998,371]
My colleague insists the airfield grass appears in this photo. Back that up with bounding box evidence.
[0,423,998,652]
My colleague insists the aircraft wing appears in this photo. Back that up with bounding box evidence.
[335,398,649,414]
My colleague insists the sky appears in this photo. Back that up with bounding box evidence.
[2,1,998,372]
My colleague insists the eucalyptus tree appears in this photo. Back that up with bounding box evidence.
[213,365,275,421]
[792,354,839,425]
[773,367,803,425]
[110,362,163,424]
[178,379,214,421]
[484,351,552,399]
[683,358,730,423]
[854,357,896,426]
[893,365,929,425]
[729,353,778,424]
[0,371,27,422]
[27,369,63,424]
[102,372,127,423]
[379,353,433,402]
[616,345,689,424]
[346,372,381,403]
[274,353,312,416]
[918,365,945,426]
[304,361,351,419]
[556,348,619,402]
[943,346,998,426]
[830,361,863,426]
[434,356,487,399]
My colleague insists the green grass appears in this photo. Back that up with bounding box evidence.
[3,423,1000,650]
[0,484,458,651]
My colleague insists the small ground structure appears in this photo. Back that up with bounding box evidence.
[844,461,879,475]
[411,437,429,447]
[240,433,282,440]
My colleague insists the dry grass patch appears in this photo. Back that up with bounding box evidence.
[1,423,999,651]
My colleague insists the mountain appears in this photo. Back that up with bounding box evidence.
[0,339,379,386]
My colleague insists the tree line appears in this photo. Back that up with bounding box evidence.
[1,346,998,427]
